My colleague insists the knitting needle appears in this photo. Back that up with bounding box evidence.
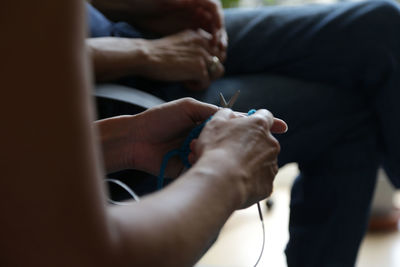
[219,90,240,108]
[218,91,265,267]
[219,92,228,107]
[226,90,240,108]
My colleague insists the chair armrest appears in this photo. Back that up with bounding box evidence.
[94,83,165,119]
[95,83,165,109]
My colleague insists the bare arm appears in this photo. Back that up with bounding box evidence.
[1,1,229,265]
[87,29,224,88]
[1,0,115,266]
[1,1,284,267]
[87,37,149,82]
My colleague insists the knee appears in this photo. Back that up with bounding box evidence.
[367,0,400,22]
[347,0,400,57]
[357,0,400,31]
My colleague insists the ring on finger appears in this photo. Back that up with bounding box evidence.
[207,56,220,76]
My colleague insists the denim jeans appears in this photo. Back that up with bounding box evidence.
[89,1,400,266]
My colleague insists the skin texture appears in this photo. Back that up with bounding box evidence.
[87,29,225,88]
[1,0,287,266]
[97,98,287,176]
[88,0,227,90]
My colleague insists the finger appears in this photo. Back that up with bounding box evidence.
[210,44,225,63]
[195,28,215,55]
[199,55,212,85]
[217,29,228,61]
[185,49,210,85]
[270,118,288,134]
[219,50,227,63]
[212,108,238,121]
[218,29,228,49]
[233,111,247,117]
[181,0,219,34]
[179,98,218,123]
[247,109,275,130]
[188,139,199,164]
[194,29,224,64]
[197,0,223,29]
[188,152,197,165]
[206,55,224,80]
[164,156,185,178]
[190,139,198,151]
[197,28,213,41]
[206,30,227,62]
[190,46,223,84]
[196,8,214,29]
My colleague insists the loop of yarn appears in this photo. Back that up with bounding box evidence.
[157,109,257,189]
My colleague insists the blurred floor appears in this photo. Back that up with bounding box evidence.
[196,164,400,267]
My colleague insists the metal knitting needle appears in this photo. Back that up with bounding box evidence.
[219,90,240,108]
[218,90,265,267]
[219,92,228,107]
[226,90,240,108]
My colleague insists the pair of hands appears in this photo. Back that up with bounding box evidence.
[92,0,227,90]
[140,29,225,91]
[97,98,287,208]
[134,0,227,90]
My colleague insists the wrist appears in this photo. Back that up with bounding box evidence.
[96,115,136,173]
[88,37,148,81]
[186,149,247,211]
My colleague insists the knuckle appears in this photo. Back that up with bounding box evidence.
[207,117,225,130]
[198,57,207,67]
[209,117,223,125]
[261,108,274,121]
[181,97,197,108]
[253,116,269,129]
[270,138,281,155]
[185,29,196,35]
[197,47,209,58]
[184,30,197,41]
[197,60,209,79]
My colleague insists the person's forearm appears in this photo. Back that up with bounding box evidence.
[109,150,243,267]
[95,115,135,173]
[87,37,148,82]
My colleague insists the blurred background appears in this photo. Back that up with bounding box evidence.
[195,0,400,266]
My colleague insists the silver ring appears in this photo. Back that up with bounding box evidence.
[208,56,220,75]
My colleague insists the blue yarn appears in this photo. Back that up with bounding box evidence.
[157,110,256,189]
[248,109,256,115]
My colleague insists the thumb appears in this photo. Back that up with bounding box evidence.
[271,118,288,134]
[180,98,219,123]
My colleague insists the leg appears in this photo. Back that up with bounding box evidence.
[207,74,380,266]
[223,0,400,184]
[221,2,400,266]
[219,2,400,266]
[286,132,379,267]
[224,0,400,90]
